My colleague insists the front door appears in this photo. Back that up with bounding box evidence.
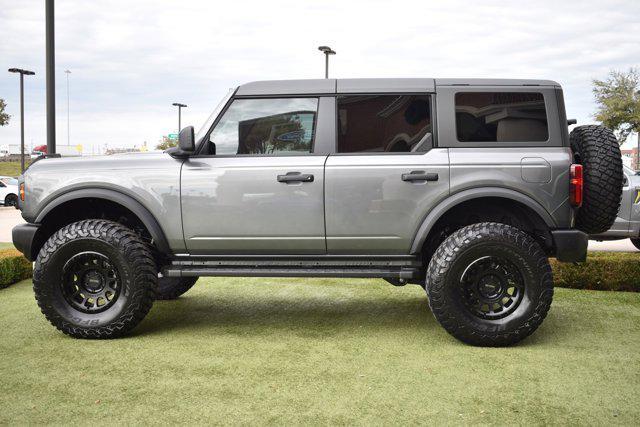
[324,94,450,254]
[181,97,327,255]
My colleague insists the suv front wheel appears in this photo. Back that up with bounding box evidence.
[33,220,157,339]
[156,276,198,300]
[425,222,553,346]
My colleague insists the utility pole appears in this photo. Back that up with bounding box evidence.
[318,46,336,79]
[8,68,35,173]
[172,103,187,133]
[65,69,71,146]
[46,0,56,154]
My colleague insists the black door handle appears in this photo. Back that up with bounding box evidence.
[277,172,314,183]
[401,171,438,182]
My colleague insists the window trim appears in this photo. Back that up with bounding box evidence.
[433,85,562,149]
[333,92,436,156]
[193,94,323,158]
[454,91,550,144]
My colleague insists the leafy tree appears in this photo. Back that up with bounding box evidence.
[156,135,177,150]
[593,68,640,145]
[0,98,10,126]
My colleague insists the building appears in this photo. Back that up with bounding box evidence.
[621,148,638,169]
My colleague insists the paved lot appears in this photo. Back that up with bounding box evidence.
[0,207,23,242]
[0,206,637,252]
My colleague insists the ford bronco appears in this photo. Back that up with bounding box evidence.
[12,78,623,346]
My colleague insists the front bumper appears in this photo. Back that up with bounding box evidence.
[12,223,39,262]
[552,230,588,263]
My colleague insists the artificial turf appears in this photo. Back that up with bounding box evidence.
[1,277,639,425]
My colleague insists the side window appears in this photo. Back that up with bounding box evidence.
[337,95,432,153]
[209,98,318,155]
[455,92,548,142]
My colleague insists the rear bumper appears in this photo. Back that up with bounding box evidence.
[12,223,39,262]
[552,230,588,263]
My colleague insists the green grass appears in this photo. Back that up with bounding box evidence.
[0,242,15,250]
[0,160,27,177]
[1,278,639,424]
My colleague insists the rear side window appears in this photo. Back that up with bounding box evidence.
[455,92,548,142]
[210,98,318,155]
[337,95,432,153]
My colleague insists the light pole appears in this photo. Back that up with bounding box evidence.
[65,69,71,146]
[8,68,35,173]
[46,0,56,155]
[318,46,336,79]
[172,102,187,133]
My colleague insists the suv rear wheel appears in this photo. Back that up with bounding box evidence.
[33,220,157,339]
[425,222,553,346]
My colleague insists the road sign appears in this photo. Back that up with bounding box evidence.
[168,133,178,139]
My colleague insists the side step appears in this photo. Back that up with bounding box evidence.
[162,256,423,280]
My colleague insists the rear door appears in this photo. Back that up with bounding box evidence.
[181,96,332,255]
[436,84,572,228]
[324,92,450,254]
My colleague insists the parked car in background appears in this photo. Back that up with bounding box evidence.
[591,165,640,249]
[0,178,19,207]
[0,176,19,186]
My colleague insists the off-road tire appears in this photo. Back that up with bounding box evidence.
[425,222,553,347]
[33,220,157,339]
[631,238,640,251]
[4,194,18,207]
[570,125,623,234]
[156,277,198,300]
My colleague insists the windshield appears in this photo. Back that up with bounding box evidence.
[194,88,235,147]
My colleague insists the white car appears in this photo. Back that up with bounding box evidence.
[0,179,19,207]
[0,176,18,186]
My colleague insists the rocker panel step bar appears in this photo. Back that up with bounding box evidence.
[162,256,423,279]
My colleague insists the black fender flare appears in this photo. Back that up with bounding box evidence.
[34,188,171,254]
[410,187,557,254]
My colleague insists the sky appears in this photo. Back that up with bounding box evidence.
[0,0,639,153]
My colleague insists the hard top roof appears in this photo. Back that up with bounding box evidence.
[235,78,560,96]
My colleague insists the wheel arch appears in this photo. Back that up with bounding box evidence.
[410,187,557,255]
[31,188,170,260]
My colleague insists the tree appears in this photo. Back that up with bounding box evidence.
[593,68,640,145]
[156,135,177,150]
[0,98,10,126]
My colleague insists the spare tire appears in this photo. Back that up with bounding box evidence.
[569,125,623,234]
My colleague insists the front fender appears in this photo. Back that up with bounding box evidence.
[34,188,171,254]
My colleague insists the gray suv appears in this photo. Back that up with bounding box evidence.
[12,78,623,346]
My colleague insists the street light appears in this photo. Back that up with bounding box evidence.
[46,0,56,155]
[318,46,336,79]
[172,102,187,133]
[8,68,35,173]
[64,69,71,146]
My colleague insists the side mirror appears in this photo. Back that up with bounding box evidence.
[179,126,195,152]
[168,126,195,158]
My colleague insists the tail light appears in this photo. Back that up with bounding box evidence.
[570,164,583,207]
[19,183,25,201]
